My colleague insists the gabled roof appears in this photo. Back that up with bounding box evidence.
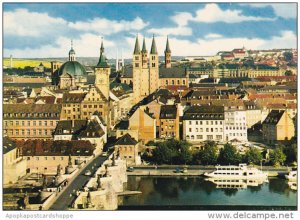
[78,120,105,138]
[262,110,285,125]
[121,66,133,78]
[160,105,177,119]
[115,133,138,145]
[159,66,187,78]
[115,120,129,130]
[54,120,87,136]
[3,137,16,154]
[183,105,225,120]
[62,92,86,103]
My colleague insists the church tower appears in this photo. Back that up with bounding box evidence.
[69,40,76,61]
[133,35,142,103]
[141,37,148,68]
[164,36,171,68]
[95,38,110,100]
[149,35,159,93]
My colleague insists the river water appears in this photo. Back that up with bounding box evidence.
[119,176,297,210]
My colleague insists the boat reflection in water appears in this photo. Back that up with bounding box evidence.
[206,178,268,189]
[288,181,297,191]
[285,168,297,191]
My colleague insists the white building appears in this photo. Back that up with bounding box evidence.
[183,106,225,142]
[224,106,247,141]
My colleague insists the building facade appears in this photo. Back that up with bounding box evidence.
[183,106,225,142]
[3,104,61,140]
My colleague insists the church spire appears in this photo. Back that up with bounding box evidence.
[133,35,140,55]
[96,37,109,68]
[141,37,147,53]
[150,35,157,55]
[165,36,171,53]
[164,36,172,68]
[69,40,76,61]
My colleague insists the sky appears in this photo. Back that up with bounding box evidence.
[3,3,297,58]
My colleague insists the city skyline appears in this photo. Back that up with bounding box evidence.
[3,3,297,58]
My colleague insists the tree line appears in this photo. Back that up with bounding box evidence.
[142,139,297,167]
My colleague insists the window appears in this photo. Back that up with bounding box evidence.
[16,121,19,126]
[211,128,213,132]
[44,121,47,126]
[135,63,139,68]
[189,128,192,132]
[183,80,186,84]
[189,121,192,125]
[197,135,203,139]
[207,135,213,140]
[206,121,209,125]
[152,63,156,67]
[27,121,30,126]
[22,121,25,126]
[172,80,174,85]
[206,128,209,132]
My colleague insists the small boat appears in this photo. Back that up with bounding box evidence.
[204,164,268,180]
[285,170,297,181]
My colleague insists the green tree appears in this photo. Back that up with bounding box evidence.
[199,141,219,165]
[152,142,177,164]
[283,143,297,164]
[218,143,242,165]
[244,147,263,165]
[283,51,293,62]
[285,70,293,76]
[270,147,286,167]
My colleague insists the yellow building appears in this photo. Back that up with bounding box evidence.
[3,104,61,140]
[116,106,156,144]
[17,140,95,174]
[114,133,141,165]
[159,105,180,139]
[3,137,27,184]
[262,110,295,144]
[80,86,109,123]
[61,93,86,120]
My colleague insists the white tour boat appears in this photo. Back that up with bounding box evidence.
[204,164,268,180]
[285,170,297,181]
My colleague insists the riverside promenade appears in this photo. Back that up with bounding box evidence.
[127,165,290,177]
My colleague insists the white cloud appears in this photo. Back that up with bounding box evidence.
[147,26,192,36]
[4,9,67,37]
[69,17,149,35]
[248,3,296,19]
[4,33,115,58]
[171,12,194,26]
[192,4,275,23]
[205,33,223,39]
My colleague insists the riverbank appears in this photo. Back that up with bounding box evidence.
[127,165,290,177]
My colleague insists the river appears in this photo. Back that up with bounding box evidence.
[119,176,297,210]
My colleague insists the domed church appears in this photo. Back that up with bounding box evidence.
[51,41,88,89]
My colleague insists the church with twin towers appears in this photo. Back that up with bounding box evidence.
[128,35,189,103]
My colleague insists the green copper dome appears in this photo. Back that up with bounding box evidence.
[58,61,87,77]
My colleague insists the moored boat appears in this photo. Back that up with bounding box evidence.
[204,164,268,180]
